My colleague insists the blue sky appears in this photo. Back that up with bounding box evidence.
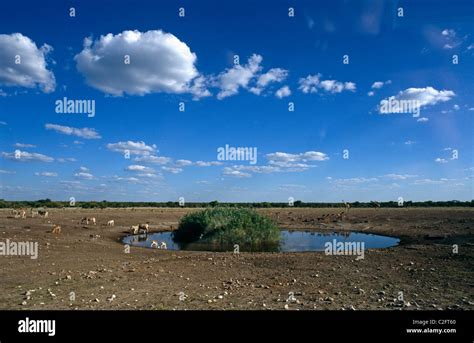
[0,0,473,202]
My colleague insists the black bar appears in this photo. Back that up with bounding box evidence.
[0,310,472,341]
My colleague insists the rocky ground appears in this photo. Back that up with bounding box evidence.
[0,207,472,310]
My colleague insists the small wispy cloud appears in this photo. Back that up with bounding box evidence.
[45,124,101,139]
[125,164,155,173]
[1,150,54,162]
[14,143,36,148]
[275,85,291,98]
[74,169,94,179]
[35,171,58,177]
[162,166,183,174]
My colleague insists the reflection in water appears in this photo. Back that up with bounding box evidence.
[122,230,400,252]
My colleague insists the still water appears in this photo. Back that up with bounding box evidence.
[122,230,400,252]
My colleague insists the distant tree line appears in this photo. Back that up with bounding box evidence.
[0,199,472,209]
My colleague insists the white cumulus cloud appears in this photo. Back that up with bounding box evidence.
[75,30,208,98]
[249,68,288,95]
[378,87,455,114]
[0,33,55,93]
[214,54,263,99]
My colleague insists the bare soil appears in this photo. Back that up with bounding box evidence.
[0,207,472,310]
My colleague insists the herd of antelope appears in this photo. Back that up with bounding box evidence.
[11,208,49,219]
[128,224,168,249]
[151,240,167,249]
[8,209,164,249]
[316,200,381,223]
[129,223,149,235]
[272,200,382,224]
[10,208,59,234]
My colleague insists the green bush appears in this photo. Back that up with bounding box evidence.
[172,207,280,249]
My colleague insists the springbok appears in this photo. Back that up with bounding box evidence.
[275,211,281,220]
[107,220,115,226]
[151,240,168,249]
[130,225,139,235]
[342,200,351,212]
[322,214,332,224]
[336,211,346,221]
[12,209,26,218]
[51,224,61,234]
[19,209,27,219]
[38,210,49,218]
[81,217,96,225]
[138,223,149,234]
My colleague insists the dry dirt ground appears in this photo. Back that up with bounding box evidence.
[0,207,472,310]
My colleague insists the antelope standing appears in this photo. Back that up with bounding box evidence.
[51,224,61,234]
[130,225,139,234]
[138,223,149,234]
